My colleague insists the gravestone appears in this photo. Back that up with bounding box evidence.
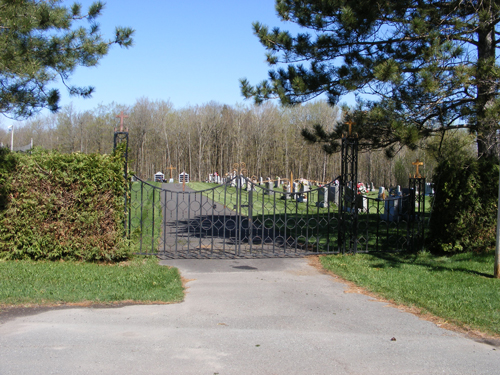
[265,180,273,194]
[297,182,309,203]
[343,186,357,212]
[378,187,385,199]
[356,194,368,213]
[297,183,309,203]
[300,182,309,193]
[292,182,299,199]
[328,185,340,205]
[382,197,400,221]
[179,172,189,183]
[154,172,164,182]
[280,183,291,200]
[316,187,328,208]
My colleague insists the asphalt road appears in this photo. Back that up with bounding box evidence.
[0,258,498,374]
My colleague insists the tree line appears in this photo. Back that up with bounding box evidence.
[0,98,445,188]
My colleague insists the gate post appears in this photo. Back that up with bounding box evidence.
[231,162,248,256]
[408,176,426,251]
[114,112,130,236]
[339,128,359,254]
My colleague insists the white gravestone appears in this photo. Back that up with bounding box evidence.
[246,179,253,192]
[378,186,385,199]
[179,172,189,183]
[154,172,164,182]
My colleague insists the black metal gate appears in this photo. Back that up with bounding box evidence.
[129,176,342,258]
[127,175,427,258]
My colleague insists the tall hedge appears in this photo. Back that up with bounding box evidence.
[429,154,499,253]
[0,147,130,261]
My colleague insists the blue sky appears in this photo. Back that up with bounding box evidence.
[3,0,354,129]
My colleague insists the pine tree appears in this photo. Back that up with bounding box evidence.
[0,0,134,119]
[240,0,500,158]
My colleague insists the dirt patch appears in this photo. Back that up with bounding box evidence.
[308,255,500,347]
[181,276,195,292]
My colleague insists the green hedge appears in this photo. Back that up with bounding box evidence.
[429,154,498,253]
[0,147,130,261]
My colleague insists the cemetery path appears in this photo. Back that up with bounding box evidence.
[157,183,316,259]
[0,257,498,375]
[158,183,239,258]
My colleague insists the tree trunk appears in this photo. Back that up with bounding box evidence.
[476,4,498,158]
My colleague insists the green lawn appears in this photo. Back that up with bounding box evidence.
[129,181,163,253]
[0,257,184,306]
[189,182,429,252]
[320,251,500,336]
[189,181,338,251]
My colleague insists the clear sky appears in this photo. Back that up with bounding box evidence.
[2,0,354,130]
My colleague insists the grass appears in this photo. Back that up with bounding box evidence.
[0,257,184,306]
[129,181,163,252]
[189,182,331,216]
[189,182,429,252]
[320,251,500,336]
[189,182,338,251]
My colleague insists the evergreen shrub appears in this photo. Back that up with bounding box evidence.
[429,153,498,254]
[0,147,130,261]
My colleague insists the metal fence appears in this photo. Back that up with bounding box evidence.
[127,176,427,258]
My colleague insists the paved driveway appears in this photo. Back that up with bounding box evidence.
[0,258,498,374]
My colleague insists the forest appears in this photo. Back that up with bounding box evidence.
[0,98,445,189]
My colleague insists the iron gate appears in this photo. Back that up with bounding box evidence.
[129,176,342,258]
[127,175,426,258]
